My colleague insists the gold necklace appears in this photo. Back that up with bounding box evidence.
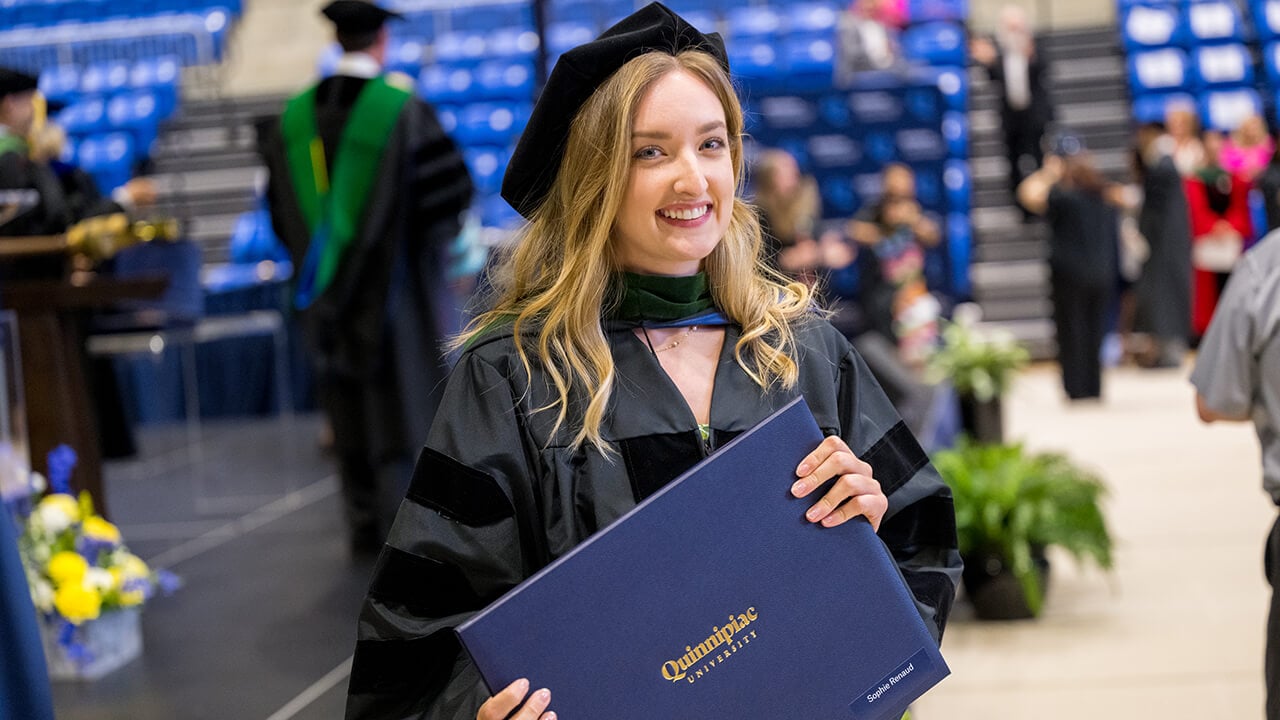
[654,325,697,353]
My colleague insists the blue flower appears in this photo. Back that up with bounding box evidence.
[156,570,182,595]
[46,445,78,496]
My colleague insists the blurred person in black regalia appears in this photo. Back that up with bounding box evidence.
[257,0,474,554]
[0,69,149,459]
[345,4,960,718]
[0,68,72,279]
[1132,122,1192,368]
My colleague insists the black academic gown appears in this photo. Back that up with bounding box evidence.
[258,74,473,539]
[345,318,963,720]
[1133,154,1192,342]
[0,144,74,279]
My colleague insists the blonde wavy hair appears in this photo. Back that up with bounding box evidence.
[459,50,814,452]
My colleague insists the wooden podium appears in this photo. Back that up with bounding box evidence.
[0,235,166,519]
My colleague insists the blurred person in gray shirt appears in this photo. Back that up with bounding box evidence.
[1191,231,1280,719]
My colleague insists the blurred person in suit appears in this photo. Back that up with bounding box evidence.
[1018,134,1120,400]
[258,0,473,554]
[1191,231,1280,720]
[970,5,1055,218]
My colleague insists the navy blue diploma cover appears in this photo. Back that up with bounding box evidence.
[456,396,949,719]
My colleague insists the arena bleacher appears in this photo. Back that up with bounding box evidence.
[1120,0,1276,131]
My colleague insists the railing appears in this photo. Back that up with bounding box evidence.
[0,13,224,71]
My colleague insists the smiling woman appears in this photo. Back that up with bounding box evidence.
[613,70,734,277]
[344,4,962,720]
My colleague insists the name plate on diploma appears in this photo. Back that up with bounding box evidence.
[457,396,949,719]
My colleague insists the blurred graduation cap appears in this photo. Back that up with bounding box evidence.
[0,67,38,100]
[320,0,403,34]
[501,2,729,219]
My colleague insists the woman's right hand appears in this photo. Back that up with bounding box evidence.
[477,678,555,720]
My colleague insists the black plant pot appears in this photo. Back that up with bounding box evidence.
[961,550,1051,620]
[958,394,1004,444]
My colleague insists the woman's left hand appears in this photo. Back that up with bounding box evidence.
[790,436,888,531]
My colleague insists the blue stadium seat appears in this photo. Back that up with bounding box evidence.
[912,164,944,209]
[806,133,862,171]
[945,212,971,297]
[1184,0,1243,45]
[907,0,968,23]
[106,90,161,158]
[786,3,839,35]
[463,146,508,195]
[1131,91,1196,123]
[486,28,539,59]
[434,31,489,65]
[1257,0,1280,42]
[449,1,531,33]
[545,0,597,26]
[727,40,784,89]
[58,96,108,136]
[932,67,967,111]
[897,128,948,164]
[1192,43,1252,87]
[386,39,427,76]
[901,21,966,66]
[1127,47,1190,93]
[944,159,970,214]
[418,64,476,104]
[80,60,131,97]
[129,55,180,119]
[1199,87,1263,131]
[78,132,135,192]
[546,21,595,58]
[671,10,718,32]
[942,110,968,158]
[454,102,531,145]
[782,34,837,80]
[39,64,82,106]
[1121,4,1182,50]
[726,6,783,41]
[815,170,857,215]
[434,104,459,136]
[663,0,728,16]
[473,60,534,101]
[1265,41,1280,86]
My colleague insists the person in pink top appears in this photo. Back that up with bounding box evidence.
[1221,113,1274,181]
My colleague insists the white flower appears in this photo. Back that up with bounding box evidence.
[85,567,114,592]
[31,578,54,613]
[33,497,77,535]
[29,471,47,494]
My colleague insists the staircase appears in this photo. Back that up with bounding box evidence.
[965,25,1131,359]
[148,93,285,264]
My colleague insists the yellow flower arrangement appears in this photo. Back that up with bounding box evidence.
[10,445,178,639]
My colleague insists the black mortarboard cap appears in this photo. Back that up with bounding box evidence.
[0,67,38,100]
[500,2,730,219]
[321,0,402,35]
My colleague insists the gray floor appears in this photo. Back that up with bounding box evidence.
[51,414,372,720]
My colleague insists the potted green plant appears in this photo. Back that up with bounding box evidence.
[925,319,1029,443]
[932,439,1114,620]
